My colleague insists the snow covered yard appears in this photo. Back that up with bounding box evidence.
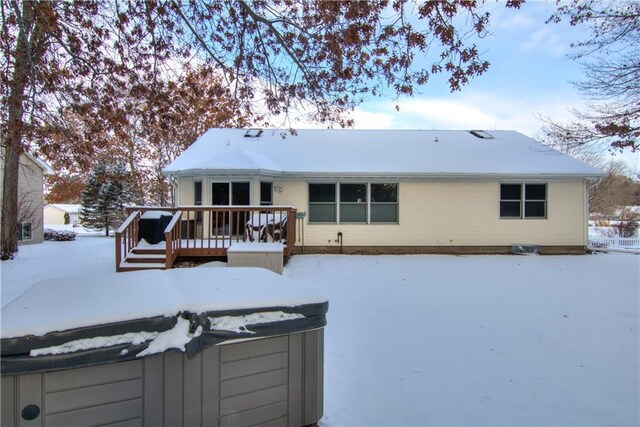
[1,237,114,307]
[1,238,638,425]
[287,254,639,426]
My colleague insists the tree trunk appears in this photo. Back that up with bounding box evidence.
[1,144,22,259]
[2,1,48,259]
[1,2,35,260]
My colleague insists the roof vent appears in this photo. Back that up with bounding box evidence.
[470,130,494,139]
[244,128,263,138]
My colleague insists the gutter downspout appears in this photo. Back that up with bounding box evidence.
[584,177,604,253]
[169,175,178,206]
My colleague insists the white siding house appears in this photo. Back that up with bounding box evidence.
[161,128,604,254]
[0,149,54,245]
[44,204,82,225]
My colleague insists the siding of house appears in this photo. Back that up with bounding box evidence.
[0,150,46,245]
[44,206,81,225]
[44,206,66,225]
[176,177,587,249]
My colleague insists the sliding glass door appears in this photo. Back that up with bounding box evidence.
[211,182,250,236]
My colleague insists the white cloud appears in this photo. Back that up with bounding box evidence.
[492,11,537,32]
[398,99,499,130]
[349,110,396,129]
[520,27,568,57]
[353,91,583,137]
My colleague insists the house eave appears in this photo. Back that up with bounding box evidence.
[163,169,605,181]
[24,152,55,175]
[164,168,283,178]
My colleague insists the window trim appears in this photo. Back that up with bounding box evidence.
[499,183,547,220]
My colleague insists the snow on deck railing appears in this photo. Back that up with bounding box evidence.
[588,235,640,249]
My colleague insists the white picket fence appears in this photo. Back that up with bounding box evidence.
[588,235,640,249]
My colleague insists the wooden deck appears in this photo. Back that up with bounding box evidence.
[115,206,296,272]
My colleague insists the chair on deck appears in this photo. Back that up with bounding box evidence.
[244,215,288,243]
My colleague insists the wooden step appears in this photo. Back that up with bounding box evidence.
[126,253,166,263]
[119,261,166,272]
[131,247,165,255]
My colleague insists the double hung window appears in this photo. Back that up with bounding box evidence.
[370,184,398,223]
[340,184,367,223]
[194,180,203,221]
[500,183,547,219]
[260,182,273,206]
[309,184,336,223]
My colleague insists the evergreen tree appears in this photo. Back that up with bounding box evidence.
[80,162,133,236]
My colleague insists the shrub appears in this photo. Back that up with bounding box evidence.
[617,220,639,238]
[44,229,77,241]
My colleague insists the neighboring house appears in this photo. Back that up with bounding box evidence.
[0,148,54,245]
[44,204,82,225]
[160,128,604,254]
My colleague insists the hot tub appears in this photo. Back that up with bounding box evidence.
[1,268,327,426]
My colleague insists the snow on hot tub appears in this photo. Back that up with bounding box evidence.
[1,268,327,426]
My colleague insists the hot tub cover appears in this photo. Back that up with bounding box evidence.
[1,268,327,375]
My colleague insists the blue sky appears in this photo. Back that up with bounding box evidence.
[346,2,638,170]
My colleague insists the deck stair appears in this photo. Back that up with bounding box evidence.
[119,247,167,272]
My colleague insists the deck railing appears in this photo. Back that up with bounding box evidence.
[115,210,141,271]
[123,205,297,261]
[164,211,182,269]
[176,205,296,257]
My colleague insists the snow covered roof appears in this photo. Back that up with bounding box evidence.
[45,203,82,213]
[164,128,605,179]
[24,152,54,175]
